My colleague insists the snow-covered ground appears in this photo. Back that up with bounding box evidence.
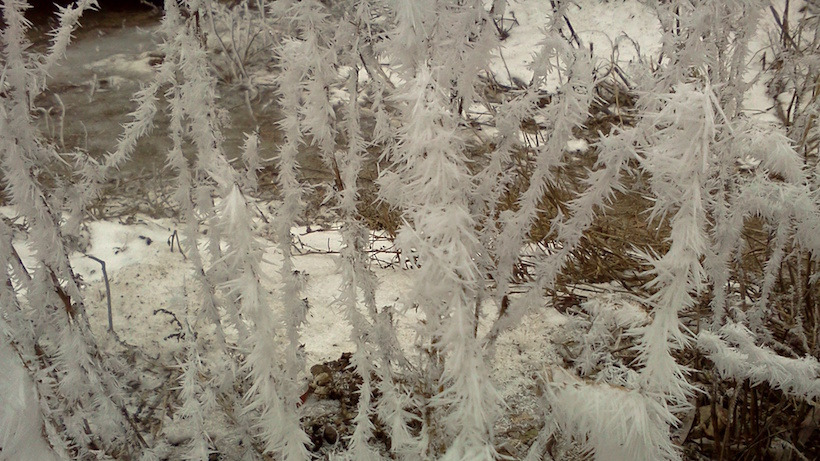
[4,210,565,388]
[492,0,663,87]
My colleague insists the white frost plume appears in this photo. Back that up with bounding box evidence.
[543,368,681,461]
[698,323,820,401]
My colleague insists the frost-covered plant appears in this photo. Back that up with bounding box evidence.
[36,0,314,457]
[485,1,598,347]
[144,1,312,458]
[559,294,648,384]
[518,1,820,459]
[374,2,509,458]
[174,326,213,461]
[531,368,680,461]
[379,68,501,460]
[764,0,819,165]
[334,69,383,461]
[271,4,331,408]
[0,0,149,458]
[4,0,819,459]
[698,323,820,400]
[269,1,508,458]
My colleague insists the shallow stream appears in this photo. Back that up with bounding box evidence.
[31,7,332,185]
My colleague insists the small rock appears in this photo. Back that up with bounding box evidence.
[310,364,331,376]
[323,424,338,445]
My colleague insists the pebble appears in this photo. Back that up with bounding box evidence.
[323,424,338,444]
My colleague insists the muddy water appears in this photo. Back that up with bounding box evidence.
[35,11,169,172]
[33,9,330,184]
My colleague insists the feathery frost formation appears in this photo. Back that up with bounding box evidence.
[1,0,818,460]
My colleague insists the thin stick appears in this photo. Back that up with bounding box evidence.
[550,0,583,48]
[204,3,243,82]
[54,93,66,149]
[85,254,114,333]
[359,44,396,91]
[720,383,741,460]
[9,242,32,282]
[168,229,187,259]
[769,5,800,51]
